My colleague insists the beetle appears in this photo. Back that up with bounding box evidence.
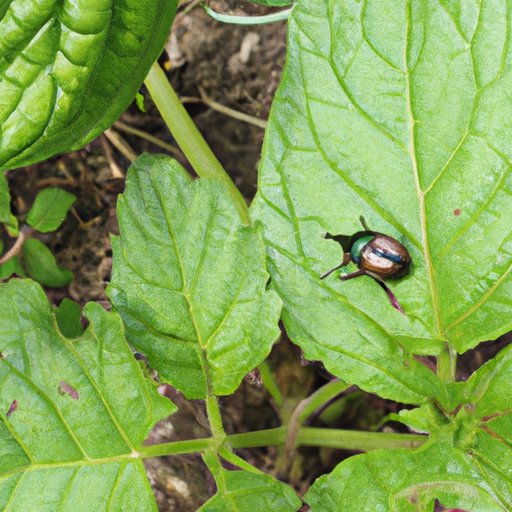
[320,216,411,313]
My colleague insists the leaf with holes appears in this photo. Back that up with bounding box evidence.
[251,0,512,403]
[305,343,512,511]
[0,0,177,171]
[0,279,175,510]
[107,154,282,399]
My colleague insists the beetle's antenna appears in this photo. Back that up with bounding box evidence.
[320,262,345,279]
[359,215,371,231]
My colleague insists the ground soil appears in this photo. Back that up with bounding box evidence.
[3,1,510,510]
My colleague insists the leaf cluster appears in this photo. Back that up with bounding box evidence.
[1,0,512,510]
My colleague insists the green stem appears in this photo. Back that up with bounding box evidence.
[258,360,284,407]
[144,63,250,224]
[206,394,226,443]
[139,427,426,460]
[295,379,350,425]
[202,3,295,25]
[296,427,425,451]
[140,438,212,458]
[276,379,350,476]
[202,449,228,496]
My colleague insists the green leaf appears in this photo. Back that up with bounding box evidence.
[0,256,25,280]
[135,92,147,113]
[22,238,72,287]
[55,298,84,338]
[0,172,17,232]
[305,442,507,511]
[198,470,301,511]
[108,154,282,399]
[0,0,178,171]
[0,279,175,510]
[306,344,512,510]
[252,0,512,401]
[27,188,77,233]
[459,344,512,502]
[0,241,25,279]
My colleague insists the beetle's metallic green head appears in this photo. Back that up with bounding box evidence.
[350,235,374,265]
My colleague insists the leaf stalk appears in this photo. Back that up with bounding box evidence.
[144,63,250,224]
[139,426,426,459]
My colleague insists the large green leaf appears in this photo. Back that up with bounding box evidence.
[252,0,512,402]
[305,344,512,511]
[108,154,282,399]
[305,442,508,511]
[0,0,177,171]
[0,279,175,510]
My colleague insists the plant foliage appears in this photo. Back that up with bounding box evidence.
[0,279,175,510]
[0,0,178,171]
[108,155,282,399]
[252,0,512,394]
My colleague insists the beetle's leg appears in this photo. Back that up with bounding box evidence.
[320,253,351,279]
[370,276,405,315]
[338,268,366,281]
[359,215,371,231]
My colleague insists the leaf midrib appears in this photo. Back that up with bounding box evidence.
[404,0,444,341]
[0,452,142,482]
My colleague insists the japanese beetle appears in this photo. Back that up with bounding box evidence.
[320,216,411,313]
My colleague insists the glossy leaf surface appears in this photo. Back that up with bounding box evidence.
[305,343,512,510]
[198,470,301,511]
[0,279,175,511]
[108,154,282,399]
[0,0,178,171]
[251,0,512,403]
[27,188,76,233]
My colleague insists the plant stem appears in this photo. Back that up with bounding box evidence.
[206,394,226,443]
[145,63,250,224]
[283,379,350,452]
[140,438,212,458]
[139,427,426,460]
[0,226,33,265]
[258,360,284,407]
[296,427,425,451]
[202,3,295,25]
